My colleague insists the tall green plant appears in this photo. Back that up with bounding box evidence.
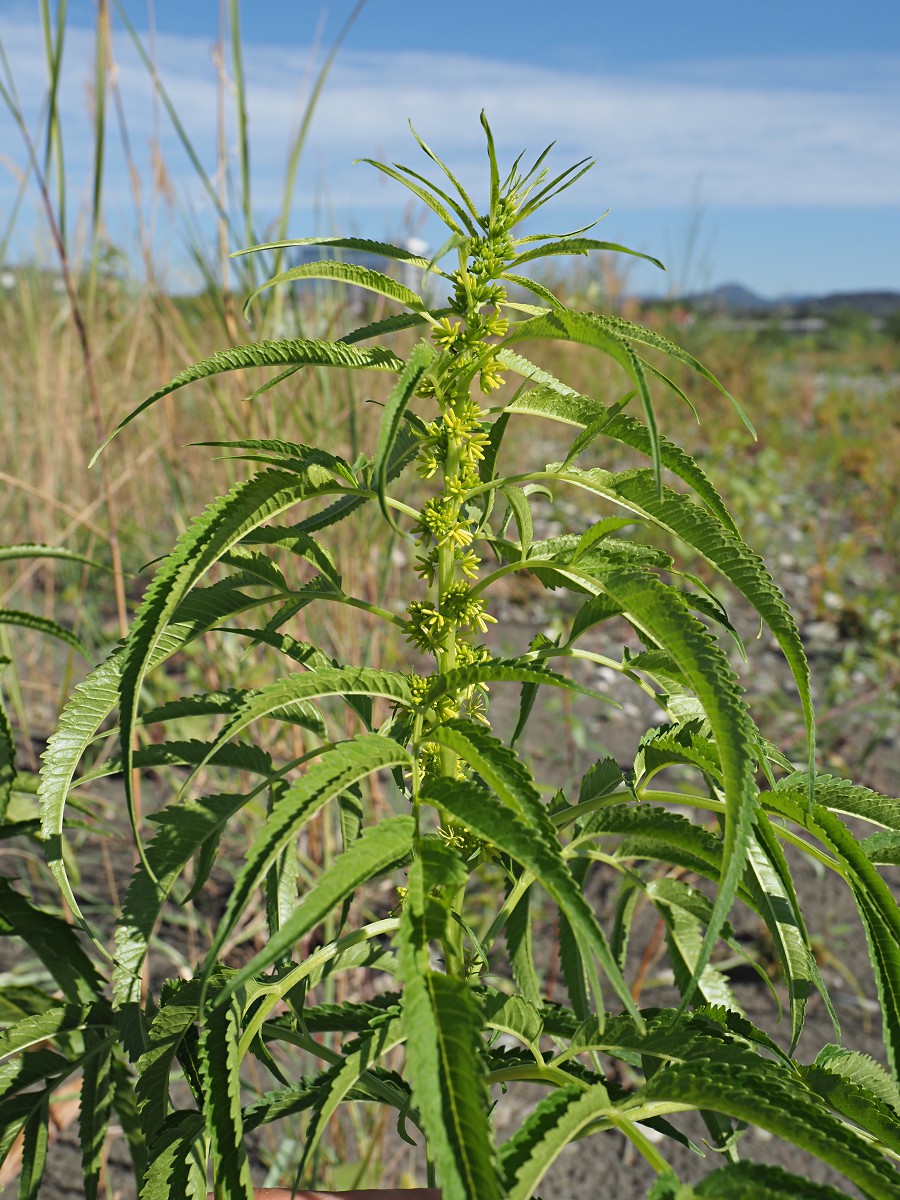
[3,118,899,1199]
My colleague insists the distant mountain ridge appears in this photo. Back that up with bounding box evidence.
[678,283,900,319]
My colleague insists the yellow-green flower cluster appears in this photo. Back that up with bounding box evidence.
[437,821,494,865]
[413,497,474,551]
[438,581,496,634]
[416,403,490,486]
[405,205,525,792]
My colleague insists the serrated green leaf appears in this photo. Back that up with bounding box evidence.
[543,465,812,770]
[509,634,559,747]
[296,1014,406,1183]
[0,681,14,821]
[193,668,412,781]
[422,657,605,710]
[505,381,738,534]
[769,785,900,1079]
[109,1051,146,1191]
[425,776,638,1021]
[814,1045,900,1113]
[571,516,639,563]
[585,803,726,881]
[504,310,634,379]
[0,882,103,1006]
[480,110,500,213]
[79,1036,114,1200]
[496,350,577,395]
[0,1005,91,1074]
[745,816,832,1050]
[233,234,441,271]
[243,1066,411,1133]
[218,547,288,590]
[508,237,665,271]
[38,578,269,928]
[516,155,596,221]
[611,877,641,975]
[136,688,255,727]
[803,1058,900,1154]
[357,158,467,235]
[0,544,105,569]
[203,734,411,976]
[500,272,566,311]
[635,721,721,783]
[639,1057,899,1199]
[504,885,542,1010]
[243,259,427,318]
[113,792,249,1018]
[219,815,415,1001]
[287,418,422,538]
[199,995,254,1198]
[566,593,624,643]
[83,737,276,786]
[608,470,812,755]
[504,311,666,483]
[195,435,358,486]
[409,120,481,226]
[849,886,900,1084]
[117,468,338,861]
[861,829,900,864]
[92,338,403,461]
[39,591,275,937]
[481,990,544,1054]
[16,1091,50,1200]
[0,609,90,659]
[694,1162,855,1199]
[591,567,757,1007]
[591,310,755,435]
[139,1111,206,1200]
[649,881,741,1012]
[0,987,57,1025]
[558,902,591,1020]
[500,485,534,559]
[428,719,551,837]
[135,991,203,1143]
[525,530,673,590]
[339,307,446,346]
[374,342,434,527]
[779,772,900,830]
[500,1082,615,1200]
[219,628,373,728]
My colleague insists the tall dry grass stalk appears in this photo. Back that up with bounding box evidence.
[0,2,375,633]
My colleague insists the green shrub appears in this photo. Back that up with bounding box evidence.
[2,117,899,1200]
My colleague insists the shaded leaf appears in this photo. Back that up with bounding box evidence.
[203,734,411,974]
[218,815,415,1000]
[199,996,254,1198]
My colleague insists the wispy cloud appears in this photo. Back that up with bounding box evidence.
[1,12,897,262]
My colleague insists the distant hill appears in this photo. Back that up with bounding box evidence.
[679,283,900,320]
[681,284,770,313]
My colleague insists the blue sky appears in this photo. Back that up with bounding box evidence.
[1,0,898,297]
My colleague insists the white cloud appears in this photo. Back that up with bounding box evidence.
[1,13,897,264]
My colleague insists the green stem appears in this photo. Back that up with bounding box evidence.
[237,918,400,1057]
[482,867,534,950]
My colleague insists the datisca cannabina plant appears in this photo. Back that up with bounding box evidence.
[2,115,899,1199]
